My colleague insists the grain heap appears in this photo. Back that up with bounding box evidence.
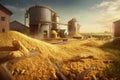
[0,31,115,80]
[0,31,75,80]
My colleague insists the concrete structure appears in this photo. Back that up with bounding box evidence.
[68,18,80,37]
[0,4,12,33]
[114,20,120,37]
[10,21,29,34]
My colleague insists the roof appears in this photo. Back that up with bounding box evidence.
[10,20,29,29]
[28,5,56,13]
[114,20,120,24]
[0,4,13,15]
[68,18,77,23]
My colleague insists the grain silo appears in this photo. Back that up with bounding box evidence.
[113,20,120,37]
[52,13,60,31]
[25,5,55,38]
[68,18,78,36]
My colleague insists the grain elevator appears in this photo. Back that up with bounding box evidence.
[25,5,80,39]
[113,20,120,37]
[68,18,80,36]
[25,5,59,39]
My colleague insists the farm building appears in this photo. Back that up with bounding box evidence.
[24,5,80,39]
[0,4,12,33]
[0,4,80,39]
[68,18,80,37]
[25,5,60,39]
[114,20,120,37]
[10,21,29,34]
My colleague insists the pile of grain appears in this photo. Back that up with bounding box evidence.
[0,31,72,61]
[0,31,115,80]
[0,31,71,80]
[57,39,115,79]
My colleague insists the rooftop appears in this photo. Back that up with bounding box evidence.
[114,19,120,24]
[0,4,13,15]
[28,5,56,13]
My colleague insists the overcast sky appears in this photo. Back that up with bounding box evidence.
[0,0,120,32]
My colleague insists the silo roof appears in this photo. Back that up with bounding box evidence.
[114,20,120,23]
[71,18,77,22]
[28,5,56,13]
[68,18,77,23]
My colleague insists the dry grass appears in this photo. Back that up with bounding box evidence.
[98,38,120,80]
[106,37,120,49]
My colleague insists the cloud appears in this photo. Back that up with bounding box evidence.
[97,1,112,8]
[5,5,25,12]
[95,0,120,27]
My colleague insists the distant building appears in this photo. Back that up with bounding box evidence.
[10,21,29,34]
[0,4,12,33]
[52,13,60,31]
[114,20,120,37]
[68,18,80,37]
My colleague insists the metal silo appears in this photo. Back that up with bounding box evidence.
[25,5,55,38]
[114,20,120,37]
[68,18,78,36]
[28,5,52,32]
[52,13,60,31]
[28,5,52,24]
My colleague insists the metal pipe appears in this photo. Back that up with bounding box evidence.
[37,21,68,25]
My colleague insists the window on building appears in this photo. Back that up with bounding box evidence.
[1,17,5,21]
[2,28,5,32]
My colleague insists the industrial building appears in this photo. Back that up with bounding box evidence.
[113,20,120,37]
[2,4,80,39]
[25,5,60,39]
[68,18,80,37]
[24,5,80,39]
[0,4,12,33]
[10,21,29,34]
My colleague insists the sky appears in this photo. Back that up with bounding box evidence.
[0,0,120,32]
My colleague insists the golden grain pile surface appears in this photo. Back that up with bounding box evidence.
[0,31,115,80]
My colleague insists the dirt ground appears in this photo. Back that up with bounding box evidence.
[0,31,118,80]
